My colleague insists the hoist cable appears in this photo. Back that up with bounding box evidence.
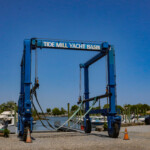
[35,49,38,81]
[31,95,50,130]
[31,92,99,132]
[79,67,82,97]
[30,94,52,130]
[33,91,55,129]
[31,86,100,132]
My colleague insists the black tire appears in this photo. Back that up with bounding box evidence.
[108,123,119,138]
[145,117,150,125]
[23,127,29,141]
[84,119,91,133]
[18,132,22,137]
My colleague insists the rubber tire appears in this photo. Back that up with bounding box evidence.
[18,132,22,137]
[84,119,91,133]
[23,127,28,141]
[108,123,119,138]
[145,118,150,125]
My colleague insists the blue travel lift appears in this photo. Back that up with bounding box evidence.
[18,38,121,140]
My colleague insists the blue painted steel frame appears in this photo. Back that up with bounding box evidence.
[18,40,33,135]
[18,39,109,135]
[18,38,121,136]
[80,45,121,134]
[107,46,121,135]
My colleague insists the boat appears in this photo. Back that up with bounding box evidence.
[71,116,107,126]
[91,116,107,126]
[0,111,18,133]
[121,115,147,123]
[33,120,37,124]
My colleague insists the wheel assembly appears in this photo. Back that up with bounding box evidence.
[84,119,91,133]
[145,116,150,125]
[108,123,119,138]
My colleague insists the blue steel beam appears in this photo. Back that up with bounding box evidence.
[107,46,116,114]
[24,40,33,130]
[18,40,33,135]
[18,53,25,134]
[107,46,121,137]
[89,109,108,115]
[84,67,90,119]
[80,51,107,68]
[31,39,109,52]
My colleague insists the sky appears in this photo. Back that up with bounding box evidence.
[0,0,150,111]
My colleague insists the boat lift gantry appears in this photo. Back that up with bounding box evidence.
[18,38,121,139]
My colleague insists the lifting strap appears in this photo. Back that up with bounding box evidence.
[69,97,97,129]
[31,80,99,132]
[56,101,84,130]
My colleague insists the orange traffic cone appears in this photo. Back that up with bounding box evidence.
[81,125,84,130]
[123,128,129,140]
[26,128,32,143]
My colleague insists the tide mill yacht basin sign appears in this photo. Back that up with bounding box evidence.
[42,41,101,50]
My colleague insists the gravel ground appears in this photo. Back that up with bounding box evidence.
[0,125,150,150]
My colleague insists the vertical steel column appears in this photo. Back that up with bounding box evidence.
[24,40,31,110]
[107,46,116,114]
[83,66,91,133]
[18,56,25,134]
[107,45,120,137]
[84,67,90,119]
[23,40,33,131]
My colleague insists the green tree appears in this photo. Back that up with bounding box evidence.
[117,105,124,113]
[103,104,109,109]
[71,105,79,112]
[46,108,51,114]
[103,104,124,113]
[0,101,17,113]
[52,108,61,115]
[32,109,37,117]
[60,107,66,115]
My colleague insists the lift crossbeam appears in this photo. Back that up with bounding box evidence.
[80,51,108,68]
[78,93,111,104]
[31,39,109,52]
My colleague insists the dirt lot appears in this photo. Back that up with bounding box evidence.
[0,125,150,150]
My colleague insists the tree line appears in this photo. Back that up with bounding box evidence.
[0,101,17,113]
[46,103,150,116]
[103,103,150,114]
[46,105,79,116]
[0,101,150,116]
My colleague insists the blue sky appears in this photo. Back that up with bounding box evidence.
[0,0,150,111]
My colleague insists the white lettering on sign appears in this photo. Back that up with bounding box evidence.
[43,42,54,47]
[69,43,85,49]
[87,45,100,50]
[43,41,100,50]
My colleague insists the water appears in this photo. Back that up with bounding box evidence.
[33,116,71,131]
[33,116,98,131]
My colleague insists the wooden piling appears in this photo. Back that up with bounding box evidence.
[67,103,70,127]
